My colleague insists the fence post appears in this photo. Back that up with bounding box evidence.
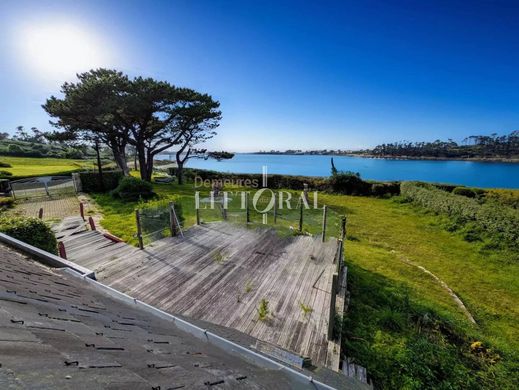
[327,273,338,340]
[222,192,228,221]
[38,208,43,219]
[88,216,96,231]
[79,202,85,220]
[245,192,250,223]
[44,183,50,197]
[136,209,144,250]
[321,205,328,242]
[299,201,303,231]
[273,194,277,224]
[169,202,177,237]
[196,207,200,225]
[340,215,347,241]
[58,242,67,259]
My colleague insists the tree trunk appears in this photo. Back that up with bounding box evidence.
[94,140,105,191]
[136,143,149,181]
[176,161,184,185]
[111,144,129,176]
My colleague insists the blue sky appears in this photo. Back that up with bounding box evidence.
[1,0,519,152]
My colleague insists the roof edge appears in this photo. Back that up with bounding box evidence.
[62,267,338,390]
[0,233,96,279]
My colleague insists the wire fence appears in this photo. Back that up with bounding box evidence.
[197,190,346,241]
[11,177,76,201]
[136,201,184,247]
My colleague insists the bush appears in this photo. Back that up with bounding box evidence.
[79,171,124,193]
[0,161,12,168]
[485,189,519,209]
[329,171,372,195]
[0,170,12,178]
[111,176,155,201]
[401,182,519,250]
[7,144,23,154]
[452,187,477,198]
[0,216,57,254]
[0,197,14,208]
[371,182,400,197]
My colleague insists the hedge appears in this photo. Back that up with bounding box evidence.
[0,216,57,254]
[401,182,519,249]
[79,170,123,192]
[181,168,400,196]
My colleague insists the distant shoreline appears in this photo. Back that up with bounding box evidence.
[249,152,519,163]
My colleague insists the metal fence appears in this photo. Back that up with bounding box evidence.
[11,176,76,200]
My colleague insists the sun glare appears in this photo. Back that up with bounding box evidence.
[18,21,114,82]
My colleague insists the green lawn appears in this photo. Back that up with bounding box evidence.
[0,156,95,178]
[90,182,518,389]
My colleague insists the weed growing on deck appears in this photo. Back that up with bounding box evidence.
[257,299,270,321]
[299,302,313,317]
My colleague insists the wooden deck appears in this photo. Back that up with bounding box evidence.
[57,220,342,368]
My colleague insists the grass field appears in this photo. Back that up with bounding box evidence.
[89,181,518,388]
[0,156,95,178]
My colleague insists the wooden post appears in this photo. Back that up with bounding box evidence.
[340,215,347,241]
[299,201,303,231]
[196,207,200,225]
[38,208,43,219]
[303,183,309,203]
[321,205,328,242]
[88,216,96,231]
[79,202,85,220]
[245,192,250,223]
[169,202,177,237]
[58,242,67,259]
[136,209,144,250]
[327,273,338,340]
[273,194,277,224]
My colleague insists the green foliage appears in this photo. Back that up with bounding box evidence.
[257,298,270,321]
[0,197,14,208]
[0,161,12,168]
[111,176,155,201]
[80,171,124,193]
[244,281,253,293]
[452,187,477,198]
[370,131,519,159]
[485,189,519,209]
[0,170,13,178]
[329,171,372,195]
[299,302,313,317]
[0,216,57,254]
[0,138,94,159]
[401,182,519,251]
[212,250,225,264]
[343,264,515,389]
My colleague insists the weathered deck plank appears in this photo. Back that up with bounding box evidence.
[60,221,340,368]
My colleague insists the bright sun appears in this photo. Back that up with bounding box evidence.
[18,21,113,82]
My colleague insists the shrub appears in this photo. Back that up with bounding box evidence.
[7,144,23,154]
[79,171,124,193]
[401,182,519,250]
[0,216,57,254]
[452,187,477,198]
[371,182,400,197]
[329,171,372,195]
[0,197,14,208]
[485,189,519,209]
[0,170,12,178]
[111,176,155,201]
[0,161,11,168]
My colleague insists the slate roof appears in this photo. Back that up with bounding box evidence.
[0,243,300,389]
